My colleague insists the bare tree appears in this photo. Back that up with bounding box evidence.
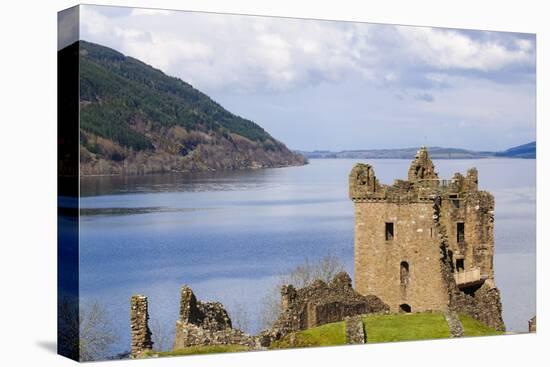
[259,285,284,331]
[150,318,170,352]
[79,300,118,361]
[259,255,345,330]
[228,302,251,333]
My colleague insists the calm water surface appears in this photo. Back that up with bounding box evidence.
[79,158,536,354]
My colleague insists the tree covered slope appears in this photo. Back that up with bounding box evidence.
[77,41,305,175]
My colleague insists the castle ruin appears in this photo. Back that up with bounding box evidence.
[173,285,258,350]
[261,272,388,345]
[349,147,504,330]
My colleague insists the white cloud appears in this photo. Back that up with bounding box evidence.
[77,5,535,151]
[79,5,535,95]
[396,27,533,71]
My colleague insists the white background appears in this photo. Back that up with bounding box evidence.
[0,0,546,366]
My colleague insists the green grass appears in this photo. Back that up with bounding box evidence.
[143,313,503,357]
[459,314,504,337]
[271,312,502,350]
[271,322,347,349]
[143,344,250,357]
[362,312,451,342]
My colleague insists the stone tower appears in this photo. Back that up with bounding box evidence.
[349,147,504,330]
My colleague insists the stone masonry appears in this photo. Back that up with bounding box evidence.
[261,272,388,346]
[173,285,258,350]
[130,295,153,358]
[444,310,464,337]
[345,315,367,344]
[349,147,504,331]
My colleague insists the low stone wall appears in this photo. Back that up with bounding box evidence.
[174,322,257,350]
[444,310,464,337]
[262,272,388,345]
[345,316,366,344]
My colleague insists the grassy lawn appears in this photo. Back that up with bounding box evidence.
[459,314,504,337]
[144,344,250,357]
[271,312,502,350]
[144,313,503,356]
[362,312,450,343]
[271,321,347,349]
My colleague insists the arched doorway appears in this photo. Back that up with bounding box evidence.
[399,304,411,313]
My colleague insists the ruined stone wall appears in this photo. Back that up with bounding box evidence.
[177,286,232,331]
[434,197,505,332]
[262,272,388,345]
[445,280,505,332]
[173,285,257,350]
[440,188,495,280]
[174,322,257,350]
[130,295,153,358]
[353,200,449,313]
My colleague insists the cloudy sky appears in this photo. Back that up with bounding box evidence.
[78,5,536,151]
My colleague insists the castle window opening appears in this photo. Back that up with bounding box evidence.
[385,222,394,241]
[457,222,465,243]
[449,194,459,209]
[399,304,411,313]
[456,258,464,272]
[400,261,409,286]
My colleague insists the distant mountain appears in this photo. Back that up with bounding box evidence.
[495,141,536,158]
[75,41,305,175]
[298,142,536,160]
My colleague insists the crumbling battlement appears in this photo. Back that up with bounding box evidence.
[349,146,504,331]
[173,285,258,350]
[261,272,388,346]
[350,157,482,204]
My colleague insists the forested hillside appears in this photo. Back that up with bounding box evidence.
[77,41,305,175]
